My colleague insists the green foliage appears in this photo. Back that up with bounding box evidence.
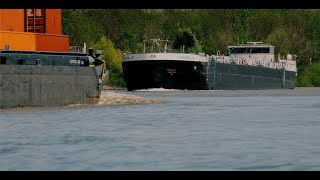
[267,27,292,60]
[62,9,104,47]
[297,63,320,87]
[248,10,278,41]
[172,29,203,53]
[92,36,125,87]
[234,9,256,42]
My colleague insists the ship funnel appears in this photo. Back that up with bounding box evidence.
[88,48,94,56]
[96,50,103,58]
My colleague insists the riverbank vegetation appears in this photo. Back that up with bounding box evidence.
[62,9,320,87]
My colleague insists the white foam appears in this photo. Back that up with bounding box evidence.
[97,91,167,105]
[135,88,182,92]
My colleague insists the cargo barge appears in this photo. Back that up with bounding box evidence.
[0,9,107,108]
[122,39,297,91]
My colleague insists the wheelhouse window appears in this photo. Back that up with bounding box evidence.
[230,47,270,54]
[25,9,46,33]
[230,48,248,54]
[250,47,270,53]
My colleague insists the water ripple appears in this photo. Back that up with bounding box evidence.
[1,88,320,170]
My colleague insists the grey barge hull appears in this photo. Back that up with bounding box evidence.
[0,50,105,109]
[0,65,101,108]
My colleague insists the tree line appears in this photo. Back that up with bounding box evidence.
[62,9,320,87]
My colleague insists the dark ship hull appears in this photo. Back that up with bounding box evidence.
[0,50,105,108]
[122,60,209,91]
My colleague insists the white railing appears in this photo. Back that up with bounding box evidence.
[211,55,297,72]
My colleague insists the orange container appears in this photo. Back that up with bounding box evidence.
[35,33,69,52]
[0,31,36,51]
[0,31,69,52]
[0,9,25,32]
[0,9,69,52]
[0,9,63,35]
[45,9,62,34]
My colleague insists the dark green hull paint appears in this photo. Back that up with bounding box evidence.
[207,60,296,90]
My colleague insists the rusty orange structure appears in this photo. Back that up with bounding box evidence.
[0,9,69,52]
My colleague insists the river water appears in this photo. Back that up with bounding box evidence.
[1,87,320,170]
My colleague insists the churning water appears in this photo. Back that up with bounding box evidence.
[1,87,320,170]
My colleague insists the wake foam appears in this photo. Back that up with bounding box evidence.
[97,91,167,105]
[135,88,182,91]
